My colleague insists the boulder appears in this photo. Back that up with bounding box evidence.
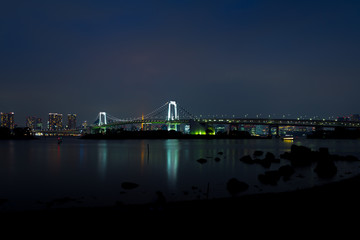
[314,158,337,178]
[197,158,207,164]
[226,178,249,196]
[256,158,272,168]
[287,145,314,166]
[278,165,295,181]
[258,170,281,185]
[240,155,254,164]
[265,152,276,161]
[253,150,264,158]
[291,145,312,156]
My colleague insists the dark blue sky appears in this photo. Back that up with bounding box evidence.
[1,0,360,125]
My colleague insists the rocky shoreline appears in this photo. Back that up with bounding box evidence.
[4,173,360,226]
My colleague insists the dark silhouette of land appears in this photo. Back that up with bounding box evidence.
[308,127,360,139]
[3,174,360,230]
[0,127,37,140]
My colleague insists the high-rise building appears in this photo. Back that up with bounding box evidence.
[35,117,43,130]
[26,116,36,129]
[67,114,77,130]
[1,112,15,129]
[26,116,42,130]
[48,113,63,130]
[81,121,88,129]
[26,116,43,130]
[351,114,360,122]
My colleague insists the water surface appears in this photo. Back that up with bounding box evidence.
[1,137,359,211]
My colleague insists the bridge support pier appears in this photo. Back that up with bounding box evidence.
[269,125,280,137]
[315,126,324,132]
[167,122,179,131]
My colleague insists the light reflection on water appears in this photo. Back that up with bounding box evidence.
[98,141,108,180]
[166,140,179,189]
[0,137,359,211]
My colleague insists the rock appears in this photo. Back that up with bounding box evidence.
[278,165,295,181]
[280,152,291,160]
[272,158,281,163]
[253,150,264,157]
[197,158,207,164]
[291,145,312,156]
[258,170,281,185]
[121,182,139,190]
[240,155,254,164]
[287,145,314,166]
[314,158,337,178]
[319,147,329,156]
[265,152,276,161]
[226,178,249,196]
[241,152,279,168]
[256,158,272,168]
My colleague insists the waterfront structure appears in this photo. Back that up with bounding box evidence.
[351,114,360,122]
[48,113,63,130]
[81,121,88,129]
[67,114,77,130]
[26,116,43,130]
[26,116,36,129]
[1,112,15,129]
[35,118,43,130]
[91,101,360,136]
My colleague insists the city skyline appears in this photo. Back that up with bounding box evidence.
[3,108,360,128]
[1,0,360,123]
[1,108,359,129]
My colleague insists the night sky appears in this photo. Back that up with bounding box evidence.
[1,0,360,126]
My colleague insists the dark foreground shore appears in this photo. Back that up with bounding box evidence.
[3,174,360,225]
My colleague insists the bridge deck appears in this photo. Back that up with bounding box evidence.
[95,118,360,129]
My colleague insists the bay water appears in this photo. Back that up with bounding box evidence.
[1,137,360,211]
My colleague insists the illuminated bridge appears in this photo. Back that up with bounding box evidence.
[92,101,360,135]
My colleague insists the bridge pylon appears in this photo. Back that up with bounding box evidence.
[167,101,179,131]
[95,112,107,133]
[98,112,107,126]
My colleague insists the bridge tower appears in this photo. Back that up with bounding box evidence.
[141,113,144,131]
[167,101,179,131]
[98,112,107,126]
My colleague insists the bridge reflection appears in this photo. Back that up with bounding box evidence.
[166,140,179,188]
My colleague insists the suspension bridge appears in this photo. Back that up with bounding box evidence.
[91,101,360,136]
